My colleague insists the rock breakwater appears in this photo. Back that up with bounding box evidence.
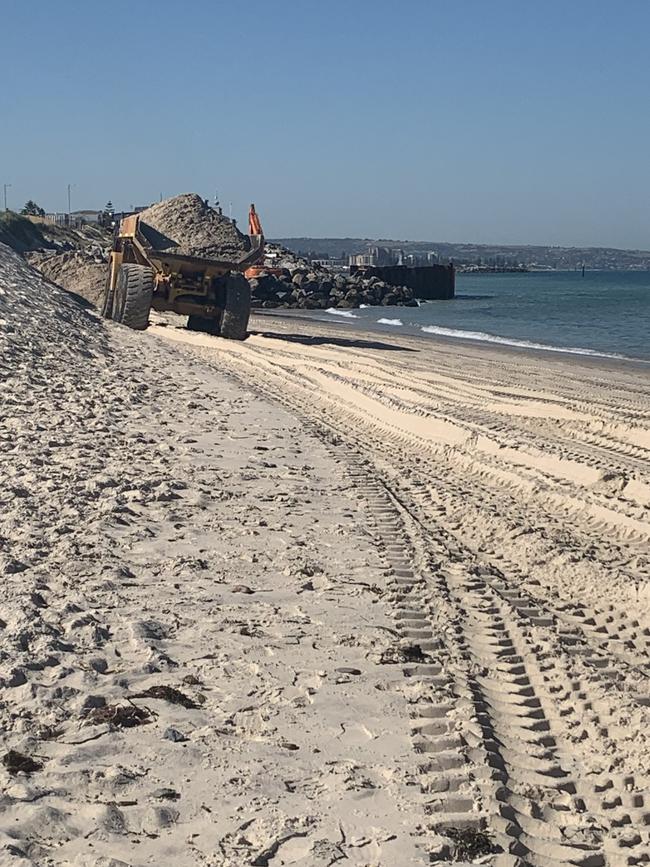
[249,267,418,310]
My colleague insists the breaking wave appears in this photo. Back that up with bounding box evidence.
[420,325,628,360]
[326,308,359,318]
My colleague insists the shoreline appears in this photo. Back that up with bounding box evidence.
[3,243,650,864]
[250,308,650,373]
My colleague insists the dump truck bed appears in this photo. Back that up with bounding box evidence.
[141,244,263,276]
[119,214,263,274]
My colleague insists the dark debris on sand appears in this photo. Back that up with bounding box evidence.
[378,644,429,664]
[2,750,44,775]
[131,685,198,709]
[84,704,152,729]
[446,827,495,860]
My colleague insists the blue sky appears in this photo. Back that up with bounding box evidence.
[1,0,649,248]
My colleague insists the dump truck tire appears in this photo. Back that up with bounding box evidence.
[101,262,116,319]
[220,274,250,340]
[187,315,220,335]
[114,264,154,330]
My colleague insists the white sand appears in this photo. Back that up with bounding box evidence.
[0,248,422,865]
[151,310,650,864]
[2,248,650,865]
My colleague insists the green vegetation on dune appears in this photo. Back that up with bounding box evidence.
[0,211,49,253]
[0,211,110,255]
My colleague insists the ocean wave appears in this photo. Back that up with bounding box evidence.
[377,318,403,326]
[326,308,358,318]
[420,325,628,359]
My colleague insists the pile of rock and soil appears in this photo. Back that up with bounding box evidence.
[0,210,111,307]
[0,210,109,255]
[262,242,324,273]
[249,266,418,310]
[248,241,417,309]
[138,193,251,261]
[25,247,107,307]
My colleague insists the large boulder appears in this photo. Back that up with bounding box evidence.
[251,265,420,311]
[300,279,320,296]
[334,275,348,291]
[249,274,282,301]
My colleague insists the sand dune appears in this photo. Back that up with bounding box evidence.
[0,249,423,865]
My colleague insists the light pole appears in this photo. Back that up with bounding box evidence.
[67,183,74,215]
[3,183,11,212]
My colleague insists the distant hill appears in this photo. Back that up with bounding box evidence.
[272,237,650,271]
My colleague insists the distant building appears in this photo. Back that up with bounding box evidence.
[70,209,101,224]
[27,211,99,228]
[349,245,396,267]
[396,249,440,267]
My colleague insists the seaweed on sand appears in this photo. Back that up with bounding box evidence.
[85,704,151,729]
[131,685,198,709]
[2,750,43,775]
[446,827,494,860]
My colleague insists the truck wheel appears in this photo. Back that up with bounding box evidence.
[114,263,154,330]
[220,273,251,340]
[187,315,220,335]
[101,262,115,319]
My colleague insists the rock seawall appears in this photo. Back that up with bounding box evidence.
[349,263,455,300]
[249,268,418,310]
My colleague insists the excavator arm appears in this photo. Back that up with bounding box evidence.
[248,203,263,238]
[245,204,286,278]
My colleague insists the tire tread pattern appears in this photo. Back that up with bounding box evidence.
[118,264,154,331]
[220,274,251,341]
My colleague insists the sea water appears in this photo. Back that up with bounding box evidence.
[323,271,650,362]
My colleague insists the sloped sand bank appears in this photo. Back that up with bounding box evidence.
[0,247,422,865]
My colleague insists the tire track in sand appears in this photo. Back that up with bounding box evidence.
[151,321,650,864]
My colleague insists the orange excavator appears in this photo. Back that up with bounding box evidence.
[245,204,285,279]
[248,202,263,237]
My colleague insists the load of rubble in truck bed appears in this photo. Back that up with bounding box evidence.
[137,193,251,262]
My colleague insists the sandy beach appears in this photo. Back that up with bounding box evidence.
[2,249,650,865]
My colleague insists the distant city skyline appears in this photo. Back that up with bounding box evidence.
[2,0,649,249]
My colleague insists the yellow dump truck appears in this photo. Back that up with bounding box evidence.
[101,213,263,339]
